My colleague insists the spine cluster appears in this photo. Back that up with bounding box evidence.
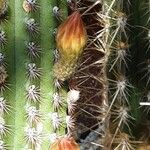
[23,1,43,149]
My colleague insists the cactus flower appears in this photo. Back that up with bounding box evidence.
[54,11,87,81]
[50,137,80,150]
[56,11,87,59]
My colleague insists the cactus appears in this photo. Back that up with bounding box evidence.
[0,0,149,150]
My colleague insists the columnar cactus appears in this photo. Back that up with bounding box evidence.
[0,0,149,150]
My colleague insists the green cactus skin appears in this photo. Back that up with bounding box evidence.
[39,0,58,149]
[11,0,28,149]
[3,0,15,148]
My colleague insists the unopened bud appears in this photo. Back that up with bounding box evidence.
[54,11,87,81]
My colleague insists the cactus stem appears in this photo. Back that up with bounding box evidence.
[39,0,58,148]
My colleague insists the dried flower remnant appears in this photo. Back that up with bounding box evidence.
[54,11,87,81]
[23,0,31,13]
[50,137,80,150]
[0,0,7,16]
[23,0,38,13]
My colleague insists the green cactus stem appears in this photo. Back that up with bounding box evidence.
[12,0,29,149]
[39,0,58,149]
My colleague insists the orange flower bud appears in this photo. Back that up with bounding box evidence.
[50,137,80,150]
[56,11,87,59]
[54,11,87,81]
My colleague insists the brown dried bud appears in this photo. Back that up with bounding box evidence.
[0,0,7,15]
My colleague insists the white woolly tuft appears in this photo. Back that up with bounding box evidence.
[67,89,80,103]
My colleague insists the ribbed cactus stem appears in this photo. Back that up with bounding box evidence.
[102,0,133,149]
[39,0,58,149]
[12,0,28,149]
[54,0,69,137]
[4,0,15,148]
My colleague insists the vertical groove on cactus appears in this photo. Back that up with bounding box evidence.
[39,0,58,149]
[12,0,28,149]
